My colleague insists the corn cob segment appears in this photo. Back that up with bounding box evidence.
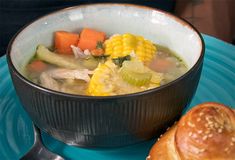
[87,61,117,96]
[104,33,157,63]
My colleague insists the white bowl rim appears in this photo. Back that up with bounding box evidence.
[7,3,205,100]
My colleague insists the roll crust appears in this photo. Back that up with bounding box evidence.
[147,102,235,160]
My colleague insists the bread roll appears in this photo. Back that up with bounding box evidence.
[147,102,235,160]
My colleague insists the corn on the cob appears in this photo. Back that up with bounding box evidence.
[104,33,157,63]
[87,61,117,96]
[87,60,163,96]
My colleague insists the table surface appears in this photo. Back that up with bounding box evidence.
[0,34,234,160]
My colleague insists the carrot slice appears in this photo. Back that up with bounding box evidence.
[91,48,104,56]
[77,28,105,51]
[149,58,175,73]
[28,60,47,73]
[54,31,79,55]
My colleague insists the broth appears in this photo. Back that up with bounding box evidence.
[25,30,187,96]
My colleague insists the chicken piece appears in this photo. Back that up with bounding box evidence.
[47,68,93,82]
[39,72,60,91]
[71,45,91,59]
[60,79,88,95]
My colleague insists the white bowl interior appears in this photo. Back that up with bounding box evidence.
[10,4,202,74]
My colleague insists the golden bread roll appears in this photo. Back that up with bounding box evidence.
[147,102,235,160]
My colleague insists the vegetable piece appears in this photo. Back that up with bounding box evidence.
[121,60,163,85]
[27,60,47,73]
[91,48,104,56]
[149,58,175,73]
[120,61,152,86]
[54,31,79,55]
[91,41,105,56]
[87,62,116,96]
[120,69,152,86]
[36,45,98,70]
[96,41,104,49]
[77,28,106,51]
[121,60,147,73]
[120,66,152,86]
[37,45,83,69]
[112,55,131,67]
[104,33,157,62]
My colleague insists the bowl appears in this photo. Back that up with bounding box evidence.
[7,3,204,147]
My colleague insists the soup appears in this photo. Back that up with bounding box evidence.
[25,28,187,96]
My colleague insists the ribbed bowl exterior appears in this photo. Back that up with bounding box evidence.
[8,60,203,147]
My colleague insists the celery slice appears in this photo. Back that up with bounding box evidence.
[120,61,152,86]
[36,45,98,70]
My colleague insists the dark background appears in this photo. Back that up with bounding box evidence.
[0,0,175,57]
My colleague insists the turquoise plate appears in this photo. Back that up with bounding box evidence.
[0,35,234,160]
